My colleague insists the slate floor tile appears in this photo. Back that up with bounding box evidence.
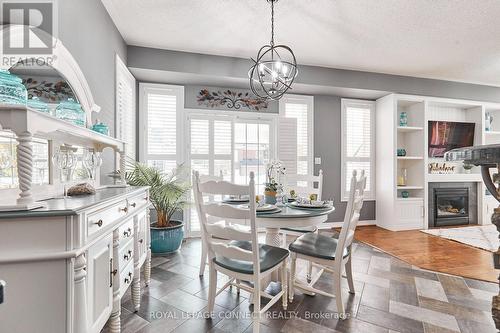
[357,305,424,333]
[389,279,419,306]
[160,289,208,313]
[389,300,459,332]
[281,317,340,332]
[414,277,448,302]
[359,283,390,311]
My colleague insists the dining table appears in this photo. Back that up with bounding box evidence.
[255,203,335,294]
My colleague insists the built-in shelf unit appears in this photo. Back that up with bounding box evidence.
[376,94,500,231]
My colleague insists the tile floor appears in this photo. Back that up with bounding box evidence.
[103,234,498,333]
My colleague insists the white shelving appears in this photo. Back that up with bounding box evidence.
[397,126,423,132]
[376,94,500,231]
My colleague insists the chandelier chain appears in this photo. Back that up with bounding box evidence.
[270,0,274,46]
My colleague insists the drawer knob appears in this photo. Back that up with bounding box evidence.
[123,228,132,237]
[120,207,128,213]
[130,202,137,208]
[94,219,103,227]
[123,250,132,260]
[124,278,130,284]
[139,239,144,244]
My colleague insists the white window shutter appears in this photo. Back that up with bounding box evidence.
[116,55,136,162]
[278,117,298,176]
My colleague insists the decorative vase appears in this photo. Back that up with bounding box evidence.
[401,191,409,198]
[264,190,277,204]
[56,98,86,127]
[91,120,110,135]
[399,112,408,127]
[397,148,407,156]
[27,96,50,114]
[0,69,27,105]
[150,220,184,254]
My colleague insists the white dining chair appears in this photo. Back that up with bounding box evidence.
[194,171,224,277]
[280,170,324,281]
[288,170,366,318]
[193,171,289,327]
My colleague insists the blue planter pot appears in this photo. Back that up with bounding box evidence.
[150,220,184,254]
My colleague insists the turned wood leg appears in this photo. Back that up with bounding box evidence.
[73,254,88,333]
[132,219,141,311]
[119,150,126,185]
[144,249,151,287]
[289,253,296,303]
[16,131,34,205]
[281,261,288,310]
[265,227,282,283]
[110,230,121,333]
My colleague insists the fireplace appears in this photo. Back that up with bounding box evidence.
[428,182,477,228]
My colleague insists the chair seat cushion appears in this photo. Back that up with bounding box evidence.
[213,241,289,275]
[288,233,349,260]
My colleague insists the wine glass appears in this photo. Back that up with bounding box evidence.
[52,146,77,197]
[83,149,102,183]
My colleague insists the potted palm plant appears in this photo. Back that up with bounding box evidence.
[126,162,189,254]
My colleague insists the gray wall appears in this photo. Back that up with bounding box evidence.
[314,95,375,221]
[58,0,127,181]
[129,46,500,222]
[128,46,500,103]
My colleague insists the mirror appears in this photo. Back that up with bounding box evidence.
[9,59,77,106]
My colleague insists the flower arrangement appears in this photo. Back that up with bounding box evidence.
[265,160,286,197]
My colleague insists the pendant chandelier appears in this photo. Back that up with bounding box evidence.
[248,0,298,101]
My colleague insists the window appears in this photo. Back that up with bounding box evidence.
[0,131,49,189]
[116,55,136,163]
[185,111,276,234]
[341,99,375,200]
[279,94,314,175]
[139,84,184,174]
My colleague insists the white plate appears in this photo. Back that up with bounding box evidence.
[238,203,277,212]
[289,201,329,209]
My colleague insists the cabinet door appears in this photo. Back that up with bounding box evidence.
[87,234,113,333]
[395,200,424,230]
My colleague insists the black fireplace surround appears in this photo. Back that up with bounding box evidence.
[428,182,477,228]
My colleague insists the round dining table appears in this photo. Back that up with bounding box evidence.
[256,204,335,248]
[256,204,335,292]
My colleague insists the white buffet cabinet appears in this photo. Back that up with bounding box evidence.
[0,186,151,333]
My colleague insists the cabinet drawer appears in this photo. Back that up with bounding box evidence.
[127,193,149,215]
[118,238,134,273]
[87,200,129,238]
[118,219,134,243]
[119,261,134,298]
[136,211,148,264]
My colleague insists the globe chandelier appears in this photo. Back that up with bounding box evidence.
[248,0,298,101]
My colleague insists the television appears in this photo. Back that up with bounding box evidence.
[428,121,475,157]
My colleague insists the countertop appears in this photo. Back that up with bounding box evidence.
[0,186,149,219]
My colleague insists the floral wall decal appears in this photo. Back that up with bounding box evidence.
[197,89,269,111]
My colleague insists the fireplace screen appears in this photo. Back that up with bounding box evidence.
[434,188,469,226]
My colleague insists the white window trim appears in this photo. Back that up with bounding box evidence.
[138,83,185,165]
[115,54,136,164]
[341,98,376,201]
[278,94,314,176]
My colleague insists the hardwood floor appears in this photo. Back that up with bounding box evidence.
[354,225,498,283]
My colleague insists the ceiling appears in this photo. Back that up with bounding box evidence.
[102,0,500,87]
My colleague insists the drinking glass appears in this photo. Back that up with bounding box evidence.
[52,147,77,197]
[83,149,102,182]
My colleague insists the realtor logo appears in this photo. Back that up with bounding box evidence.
[1,1,56,55]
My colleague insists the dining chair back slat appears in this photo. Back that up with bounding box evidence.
[335,170,367,260]
[193,171,260,275]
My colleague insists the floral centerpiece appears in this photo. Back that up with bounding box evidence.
[264,160,286,204]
